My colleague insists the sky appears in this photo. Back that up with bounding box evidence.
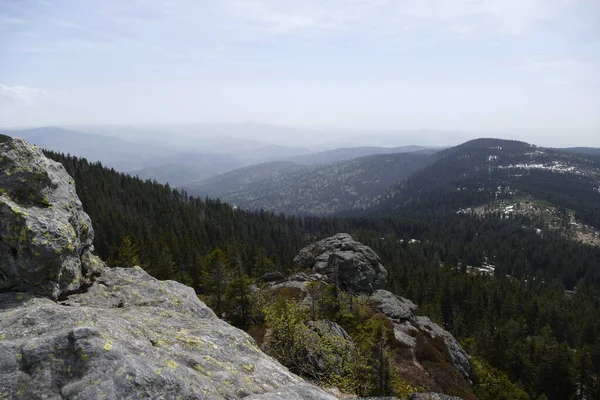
[1,0,599,146]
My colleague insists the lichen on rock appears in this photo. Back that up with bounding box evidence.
[0,267,318,399]
[0,137,102,300]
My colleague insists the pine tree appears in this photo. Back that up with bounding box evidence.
[113,235,140,268]
[202,248,230,318]
[223,255,254,327]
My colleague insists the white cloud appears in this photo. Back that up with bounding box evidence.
[225,0,577,37]
[0,85,66,125]
[0,85,57,105]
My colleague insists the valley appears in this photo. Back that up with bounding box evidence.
[2,131,600,399]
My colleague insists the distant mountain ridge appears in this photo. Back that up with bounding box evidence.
[7,126,443,187]
[286,145,441,165]
[185,152,433,215]
[0,127,172,171]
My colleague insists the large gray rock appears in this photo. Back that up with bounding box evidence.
[0,266,336,400]
[371,289,417,321]
[370,290,472,382]
[294,233,387,294]
[0,137,102,300]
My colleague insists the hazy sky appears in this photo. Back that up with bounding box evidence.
[1,0,599,146]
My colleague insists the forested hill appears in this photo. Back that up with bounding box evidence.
[184,160,302,199]
[367,138,600,227]
[44,152,337,280]
[185,152,433,216]
[44,149,600,400]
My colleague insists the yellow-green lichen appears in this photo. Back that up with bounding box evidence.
[18,227,27,244]
[78,350,88,361]
[193,364,211,377]
[166,360,178,370]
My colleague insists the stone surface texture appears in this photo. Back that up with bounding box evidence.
[293,233,387,294]
[370,289,417,321]
[0,137,102,300]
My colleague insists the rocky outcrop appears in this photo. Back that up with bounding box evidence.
[0,137,102,300]
[0,266,341,399]
[371,290,471,381]
[258,271,286,283]
[412,317,471,381]
[293,233,387,294]
[265,236,472,396]
[0,137,336,400]
[370,289,417,321]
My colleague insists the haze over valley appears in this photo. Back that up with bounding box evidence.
[2,1,600,399]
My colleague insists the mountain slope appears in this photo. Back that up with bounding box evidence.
[186,152,433,215]
[185,161,302,196]
[370,138,600,227]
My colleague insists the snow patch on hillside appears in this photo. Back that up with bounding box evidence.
[497,161,579,174]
